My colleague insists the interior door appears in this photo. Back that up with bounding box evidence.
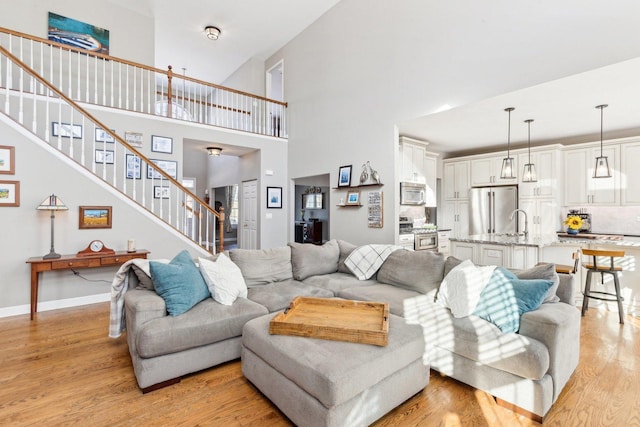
[241,179,258,249]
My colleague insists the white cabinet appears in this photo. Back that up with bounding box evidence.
[511,246,539,270]
[470,155,517,186]
[621,142,640,205]
[437,230,451,256]
[451,241,476,261]
[564,145,619,205]
[400,139,438,206]
[443,161,470,200]
[518,198,560,236]
[478,244,509,267]
[518,150,560,198]
[450,241,539,269]
[441,200,469,238]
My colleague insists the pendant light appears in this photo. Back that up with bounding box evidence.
[500,107,516,179]
[522,119,537,182]
[593,104,611,178]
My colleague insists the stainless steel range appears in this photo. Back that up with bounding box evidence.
[414,228,438,251]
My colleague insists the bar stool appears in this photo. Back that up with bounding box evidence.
[536,250,580,274]
[580,248,626,324]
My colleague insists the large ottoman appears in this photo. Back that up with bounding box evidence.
[241,312,429,427]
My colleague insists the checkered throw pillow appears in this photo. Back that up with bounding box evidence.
[344,244,403,280]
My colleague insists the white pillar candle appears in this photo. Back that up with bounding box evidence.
[127,239,136,252]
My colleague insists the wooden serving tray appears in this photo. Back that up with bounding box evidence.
[269,297,390,346]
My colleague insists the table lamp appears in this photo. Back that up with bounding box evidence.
[37,194,68,259]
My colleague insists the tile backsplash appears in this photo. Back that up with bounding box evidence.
[563,206,640,236]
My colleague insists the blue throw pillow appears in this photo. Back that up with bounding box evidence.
[150,250,210,316]
[473,267,553,333]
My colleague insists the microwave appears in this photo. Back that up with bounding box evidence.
[400,182,426,205]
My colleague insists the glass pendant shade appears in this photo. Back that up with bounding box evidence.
[522,163,538,182]
[593,104,611,179]
[500,157,515,179]
[500,107,516,179]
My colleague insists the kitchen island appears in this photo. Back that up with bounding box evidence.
[449,233,640,317]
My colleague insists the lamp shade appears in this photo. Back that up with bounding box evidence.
[500,157,515,179]
[37,194,68,211]
[593,156,612,178]
[522,163,538,182]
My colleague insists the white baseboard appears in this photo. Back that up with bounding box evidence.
[0,293,111,319]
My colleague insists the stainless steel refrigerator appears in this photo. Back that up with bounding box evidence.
[469,185,518,235]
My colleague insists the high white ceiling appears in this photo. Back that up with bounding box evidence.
[109,0,342,84]
[398,57,640,157]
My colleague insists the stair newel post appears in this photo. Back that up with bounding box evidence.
[218,206,225,253]
[166,65,173,119]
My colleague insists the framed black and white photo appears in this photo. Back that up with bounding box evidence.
[52,122,82,139]
[147,159,178,180]
[266,186,283,209]
[95,128,115,143]
[95,149,114,164]
[125,131,143,148]
[338,165,352,187]
[151,135,173,154]
[154,186,170,199]
[126,154,141,179]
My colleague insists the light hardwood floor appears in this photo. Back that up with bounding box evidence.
[0,303,638,426]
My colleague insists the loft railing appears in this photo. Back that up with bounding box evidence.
[0,27,287,138]
[0,45,225,253]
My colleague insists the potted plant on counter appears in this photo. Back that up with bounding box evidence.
[564,215,583,235]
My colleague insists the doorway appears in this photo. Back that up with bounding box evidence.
[241,179,258,249]
[266,60,284,101]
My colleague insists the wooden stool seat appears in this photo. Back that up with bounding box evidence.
[536,251,580,275]
[581,248,626,324]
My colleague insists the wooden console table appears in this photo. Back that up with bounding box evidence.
[26,250,149,320]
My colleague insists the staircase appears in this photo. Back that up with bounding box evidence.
[0,29,289,253]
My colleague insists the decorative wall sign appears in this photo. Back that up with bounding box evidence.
[367,191,383,228]
[0,145,15,174]
[78,206,112,229]
[0,180,19,206]
[267,186,283,208]
[125,131,143,148]
[48,12,110,55]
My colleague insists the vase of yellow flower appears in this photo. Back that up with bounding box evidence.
[564,215,583,235]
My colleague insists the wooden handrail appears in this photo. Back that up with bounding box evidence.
[0,26,288,107]
[0,44,222,222]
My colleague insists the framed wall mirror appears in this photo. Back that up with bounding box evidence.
[302,193,323,209]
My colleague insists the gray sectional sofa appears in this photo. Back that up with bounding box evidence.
[121,239,579,421]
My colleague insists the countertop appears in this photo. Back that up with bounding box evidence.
[449,233,640,248]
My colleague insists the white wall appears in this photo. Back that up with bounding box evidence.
[0,0,154,66]
[221,57,266,96]
[266,0,640,245]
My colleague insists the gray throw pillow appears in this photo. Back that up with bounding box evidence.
[337,240,357,274]
[443,255,464,276]
[377,250,446,294]
[514,263,560,303]
[288,240,339,280]
[229,247,293,287]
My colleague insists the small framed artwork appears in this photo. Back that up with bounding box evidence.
[338,165,352,187]
[0,180,20,206]
[52,122,82,139]
[154,186,170,199]
[0,145,15,175]
[147,159,178,180]
[126,154,141,179]
[151,135,173,154]
[79,206,112,229]
[95,128,115,143]
[346,190,361,206]
[266,186,283,209]
[125,131,143,148]
[95,149,114,164]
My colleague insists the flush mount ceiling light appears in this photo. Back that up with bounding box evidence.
[522,119,537,183]
[593,104,612,178]
[205,26,221,40]
[207,147,222,156]
[500,107,516,179]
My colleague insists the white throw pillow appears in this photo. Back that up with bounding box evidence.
[198,254,247,305]
[437,259,496,318]
[344,244,403,280]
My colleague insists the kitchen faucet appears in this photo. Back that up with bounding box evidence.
[510,209,528,239]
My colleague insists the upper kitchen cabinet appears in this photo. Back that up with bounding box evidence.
[470,154,518,186]
[621,141,640,205]
[564,144,619,206]
[399,136,438,205]
[518,149,561,198]
[443,160,470,200]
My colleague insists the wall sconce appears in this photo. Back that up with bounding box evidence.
[205,26,221,40]
[500,107,516,179]
[37,194,68,259]
[207,147,222,156]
